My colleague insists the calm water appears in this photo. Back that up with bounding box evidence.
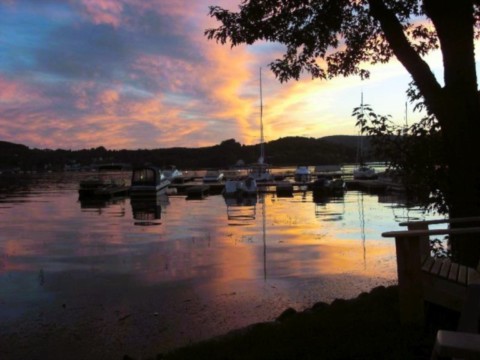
[0,171,428,359]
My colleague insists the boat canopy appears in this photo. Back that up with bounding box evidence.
[132,166,159,185]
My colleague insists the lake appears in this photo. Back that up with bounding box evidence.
[0,170,429,359]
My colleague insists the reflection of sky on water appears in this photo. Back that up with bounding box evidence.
[0,172,432,359]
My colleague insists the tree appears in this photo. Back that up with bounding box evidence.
[206,0,480,265]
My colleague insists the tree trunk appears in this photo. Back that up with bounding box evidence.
[371,0,480,265]
[425,0,480,266]
[441,90,480,266]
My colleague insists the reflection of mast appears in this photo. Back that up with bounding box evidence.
[259,67,265,164]
[261,192,267,280]
[357,191,366,269]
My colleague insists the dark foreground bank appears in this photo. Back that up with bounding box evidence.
[124,285,459,360]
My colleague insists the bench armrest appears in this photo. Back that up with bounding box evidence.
[382,227,480,238]
[399,216,480,227]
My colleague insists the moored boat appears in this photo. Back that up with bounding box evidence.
[248,67,274,183]
[223,176,257,197]
[311,175,347,194]
[248,162,273,182]
[130,165,170,196]
[353,165,377,180]
[203,170,224,183]
[162,165,183,183]
[294,166,311,183]
[78,176,129,198]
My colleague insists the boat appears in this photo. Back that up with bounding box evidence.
[311,175,347,194]
[162,165,183,183]
[78,176,129,198]
[294,166,311,183]
[353,165,377,180]
[223,176,257,197]
[203,170,224,183]
[330,176,347,193]
[247,162,273,182]
[130,165,170,196]
[248,67,274,183]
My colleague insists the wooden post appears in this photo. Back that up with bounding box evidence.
[406,222,431,261]
[395,234,425,323]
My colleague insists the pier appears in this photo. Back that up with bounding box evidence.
[168,179,394,195]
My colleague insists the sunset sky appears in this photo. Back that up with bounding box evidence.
[0,0,459,150]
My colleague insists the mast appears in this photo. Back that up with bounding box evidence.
[357,91,364,165]
[259,67,265,164]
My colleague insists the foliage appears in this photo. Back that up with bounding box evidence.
[352,83,448,214]
[430,237,451,259]
[206,1,443,83]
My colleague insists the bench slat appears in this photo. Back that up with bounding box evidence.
[422,257,435,272]
[468,268,480,286]
[439,259,451,278]
[430,259,444,276]
[448,262,459,282]
[458,265,468,285]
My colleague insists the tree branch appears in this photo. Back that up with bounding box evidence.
[368,0,443,115]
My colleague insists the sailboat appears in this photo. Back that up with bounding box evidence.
[248,67,274,182]
[353,92,377,180]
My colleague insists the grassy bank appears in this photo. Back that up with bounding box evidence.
[138,285,460,360]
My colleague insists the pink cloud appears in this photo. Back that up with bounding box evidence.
[74,0,124,27]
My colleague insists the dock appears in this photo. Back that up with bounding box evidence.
[168,179,394,195]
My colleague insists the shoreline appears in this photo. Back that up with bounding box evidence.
[154,285,458,360]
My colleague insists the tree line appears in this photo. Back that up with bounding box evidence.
[0,136,375,172]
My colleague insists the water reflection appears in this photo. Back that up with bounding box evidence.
[0,172,436,359]
[79,196,127,215]
[224,195,257,225]
[130,194,169,226]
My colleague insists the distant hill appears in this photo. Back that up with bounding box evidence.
[0,140,30,153]
[322,135,372,152]
[0,135,381,171]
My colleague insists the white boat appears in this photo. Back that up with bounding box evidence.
[353,165,377,180]
[294,166,311,183]
[162,165,183,182]
[223,176,257,197]
[130,165,171,196]
[203,170,224,183]
[248,162,273,182]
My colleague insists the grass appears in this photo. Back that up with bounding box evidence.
[135,285,460,360]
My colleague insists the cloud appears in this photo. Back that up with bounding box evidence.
[0,0,446,150]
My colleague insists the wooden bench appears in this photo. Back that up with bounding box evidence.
[382,217,480,323]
